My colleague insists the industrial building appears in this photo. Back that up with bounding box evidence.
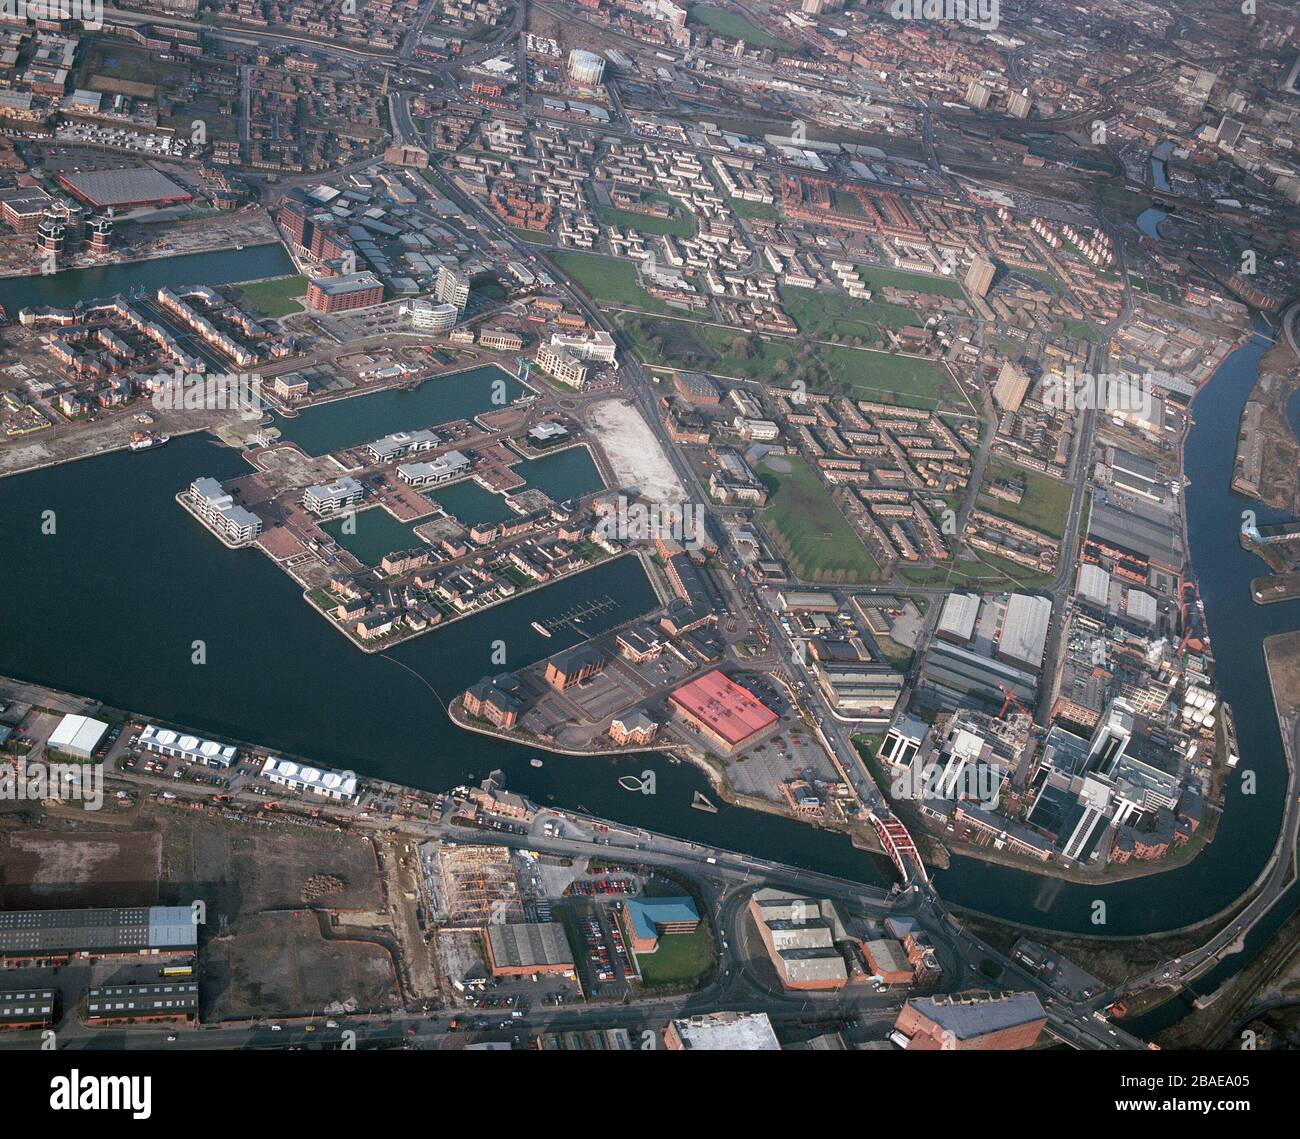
[85,982,198,1024]
[568,48,606,86]
[138,724,238,769]
[47,713,108,759]
[484,921,574,976]
[747,890,849,991]
[665,1010,780,1050]
[260,756,357,800]
[0,906,198,958]
[0,989,55,1029]
[668,670,779,753]
[57,167,192,210]
[997,594,1053,672]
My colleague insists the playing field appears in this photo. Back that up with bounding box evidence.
[856,265,967,300]
[760,455,880,582]
[688,4,788,48]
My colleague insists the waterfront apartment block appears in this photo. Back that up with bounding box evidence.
[189,477,263,543]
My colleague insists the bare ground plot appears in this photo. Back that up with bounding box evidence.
[201,911,398,1020]
[587,398,685,502]
[157,809,383,919]
[1265,631,1300,717]
[0,828,162,908]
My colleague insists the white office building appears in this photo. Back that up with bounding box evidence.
[396,448,471,486]
[303,476,364,516]
[403,297,459,333]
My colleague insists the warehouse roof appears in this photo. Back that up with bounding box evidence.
[485,922,573,969]
[0,906,197,955]
[669,670,778,747]
[47,713,108,756]
[58,167,191,208]
[998,594,1052,670]
[906,992,1046,1040]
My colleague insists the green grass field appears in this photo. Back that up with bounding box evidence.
[688,4,789,48]
[781,284,912,342]
[237,275,308,318]
[977,458,1073,539]
[634,924,714,987]
[617,313,945,407]
[730,197,778,222]
[595,202,695,238]
[856,265,967,300]
[550,251,674,313]
[759,455,880,582]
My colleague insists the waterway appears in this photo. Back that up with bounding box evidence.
[0,243,295,314]
[271,365,526,456]
[1136,207,1168,241]
[0,434,894,890]
[0,314,1292,952]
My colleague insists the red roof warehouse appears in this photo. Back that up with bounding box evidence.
[668,670,778,753]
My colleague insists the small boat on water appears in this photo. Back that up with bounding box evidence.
[530,620,552,637]
[129,431,170,452]
[692,791,718,814]
[530,757,544,768]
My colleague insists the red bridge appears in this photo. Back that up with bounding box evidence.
[869,810,928,885]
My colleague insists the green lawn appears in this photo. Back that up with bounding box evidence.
[781,284,912,342]
[832,189,865,216]
[759,455,880,582]
[634,924,714,988]
[595,202,695,239]
[730,197,778,221]
[237,275,308,318]
[856,265,967,300]
[688,3,789,49]
[550,250,674,313]
[617,313,945,407]
[977,458,1073,539]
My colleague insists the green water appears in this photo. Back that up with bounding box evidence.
[273,366,525,456]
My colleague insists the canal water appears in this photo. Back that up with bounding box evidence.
[0,244,296,314]
[271,365,527,456]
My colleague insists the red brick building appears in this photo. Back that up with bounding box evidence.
[893,991,1046,1050]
